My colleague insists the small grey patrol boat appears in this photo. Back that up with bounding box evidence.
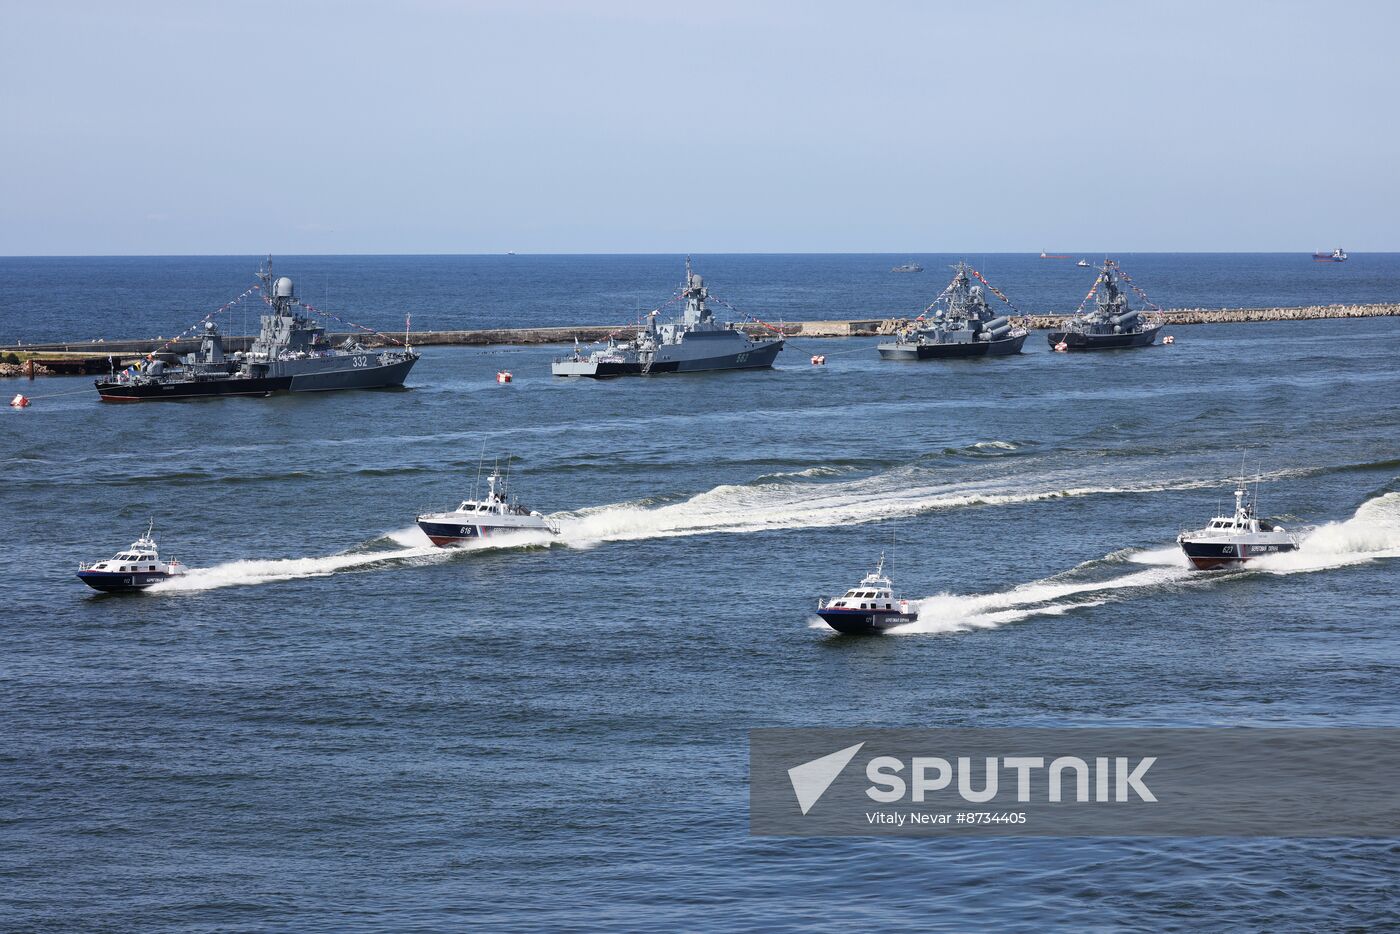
[878,262,1027,360]
[552,259,784,377]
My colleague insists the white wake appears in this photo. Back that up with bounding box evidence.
[807,493,1400,636]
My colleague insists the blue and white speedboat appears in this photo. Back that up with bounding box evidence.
[417,462,558,547]
[816,555,918,634]
[77,521,188,592]
[1177,475,1299,570]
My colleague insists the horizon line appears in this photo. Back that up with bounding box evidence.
[0,250,1383,260]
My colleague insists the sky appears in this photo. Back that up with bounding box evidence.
[2,0,1397,254]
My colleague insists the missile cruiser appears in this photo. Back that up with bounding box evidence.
[551,259,784,377]
[95,258,419,401]
[878,262,1027,360]
[1047,258,1162,351]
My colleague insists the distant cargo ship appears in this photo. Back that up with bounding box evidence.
[1040,250,1072,259]
[1312,248,1348,262]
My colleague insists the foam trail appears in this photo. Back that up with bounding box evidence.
[895,564,1191,634]
[810,493,1400,637]
[148,525,557,593]
[553,469,1234,547]
[1252,491,1400,575]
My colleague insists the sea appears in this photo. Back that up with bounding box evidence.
[2,254,1398,931]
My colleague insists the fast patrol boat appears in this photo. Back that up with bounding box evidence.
[1177,476,1299,569]
[77,521,188,592]
[816,555,919,634]
[417,462,558,546]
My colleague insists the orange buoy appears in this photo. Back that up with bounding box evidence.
[1053,341,1069,353]
[10,393,31,408]
[1163,335,1175,345]
[496,370,513,384]
[811,354,826,365]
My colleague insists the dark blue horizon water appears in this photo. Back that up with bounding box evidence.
[2,255,1399,930]
[3,253,1399,345]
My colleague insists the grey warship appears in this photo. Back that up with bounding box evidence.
[1047,259,1162,351]
[878,262,1028,360]
[552,260,783,377]
[95,259,419,401]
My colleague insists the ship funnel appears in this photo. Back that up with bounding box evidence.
[274,276,295,299]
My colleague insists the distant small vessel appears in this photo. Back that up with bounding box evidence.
[1177,473,1299,570]
[77,521,187,592]
[1312,248,1347,262]
[878,262,1027,360]
[1076,258,1091,267]
[817,554,918,634]
[891,262,923,273]
[1040,250,1072,259]
[552,258,783,377]
[1047,258,1163,351]
[417,460,557,546]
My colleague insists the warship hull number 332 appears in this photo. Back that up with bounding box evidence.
[95,258,419,401]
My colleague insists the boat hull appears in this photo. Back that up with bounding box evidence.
[77,570,179,592]
[1047,325,1162,351]
[552,340,783,378]
[1179,539,1299,570]
[417,518,554,547]
[817,607,919,635]
[878,332,1026,360]
[95,356,418,401]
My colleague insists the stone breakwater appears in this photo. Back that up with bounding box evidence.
[3,303,1397,371]
[1015,302,1400,332]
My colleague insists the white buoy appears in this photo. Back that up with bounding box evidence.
[811,354,826,365]
[1054,341,1069,353]
[496,370,513,384]
[1163,335,1175,345]
[10,393,31,408]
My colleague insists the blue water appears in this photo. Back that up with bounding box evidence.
[2,252,1399,344]
[3,256,1400,930]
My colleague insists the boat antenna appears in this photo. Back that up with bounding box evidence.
[146,517,155,542]
[473,444,486,501]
